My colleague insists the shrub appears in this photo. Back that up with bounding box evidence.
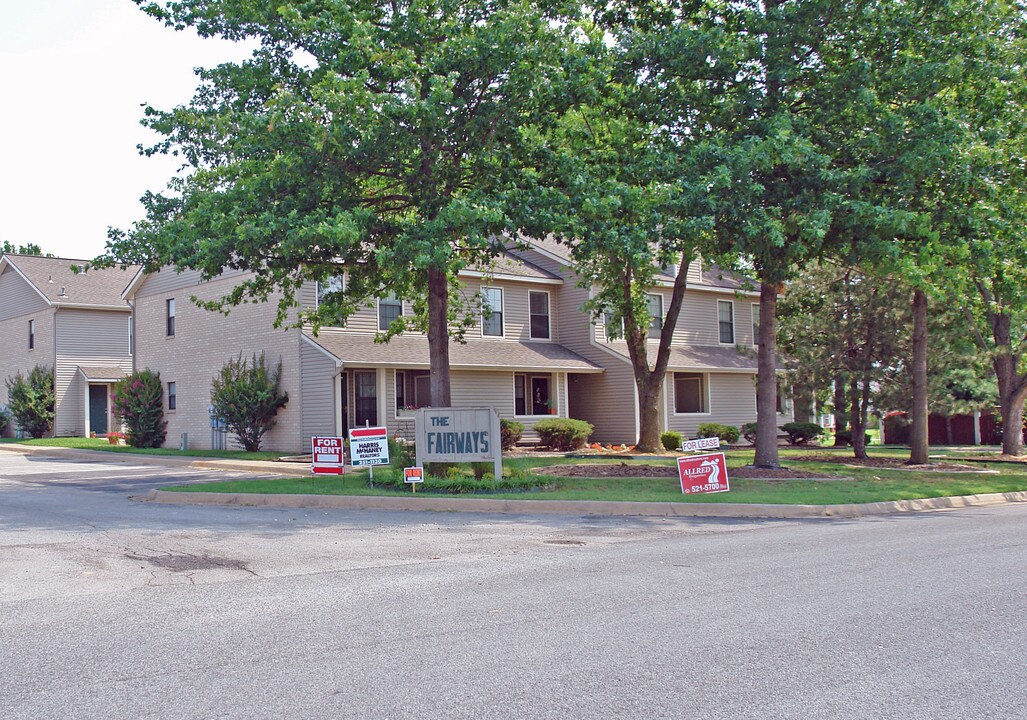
[835,430,872,447]
[782,422,826,446]
[741,422,758,444]
[501,419,524,450]
[388,437,415,468]
[6,365,55,438]
[112,369,167,448]
[210,352,289,452]
[660,431,682,451]
[534,418,594,451]
[0,407,9,436]
[697,423,741,443]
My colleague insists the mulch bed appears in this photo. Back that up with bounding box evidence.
[792,454,984,472]
[533,463,829,480]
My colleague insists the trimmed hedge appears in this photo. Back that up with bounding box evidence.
[697,423,740,443]
[741,422,758,444]
[533,418,593,451]
[781,422,825,446]
[501,419,524,450]
[835,430,872,447]
[660,431,682,451]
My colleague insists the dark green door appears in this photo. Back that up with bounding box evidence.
[89,385,108,436]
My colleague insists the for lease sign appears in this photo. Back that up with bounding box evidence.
[681,436,721,453]
[677,452,730,494]
[311,436,344,475]
[349,426,390,466]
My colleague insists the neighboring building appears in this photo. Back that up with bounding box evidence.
[0,254,137,438]
[506,238,793,442]
[122,239,790,452]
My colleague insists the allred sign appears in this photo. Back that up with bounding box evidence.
[311,436,345,475]
[677,452,730,494]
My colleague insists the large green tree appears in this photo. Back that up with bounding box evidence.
[99,0,585,407]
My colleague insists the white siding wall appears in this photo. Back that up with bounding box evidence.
[300,340,338,448]
[0,265,49,321]
[54,309,132,436]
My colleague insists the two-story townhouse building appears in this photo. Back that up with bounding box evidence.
[507,237,793,442]
[0,254,137,438]
[123,252,601,452]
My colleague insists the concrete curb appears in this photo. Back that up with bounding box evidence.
[138,488,1027,519]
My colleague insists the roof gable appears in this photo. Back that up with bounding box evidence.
[2,254,139,309]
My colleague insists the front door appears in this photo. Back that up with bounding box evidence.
[354,371,378,427]
[89,385,108,436]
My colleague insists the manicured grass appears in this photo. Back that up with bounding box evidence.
[0,436,286,462]
[164,447,1027,505]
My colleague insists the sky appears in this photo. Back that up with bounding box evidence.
[0,0,253,260]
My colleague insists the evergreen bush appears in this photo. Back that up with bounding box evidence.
[660,431,682,451]
[112,369,167,448]
[6,365,55,438]
[781,422,826,446]
[210,352,289,452]
[533,418,593,450]
[501,419,524,450]
[697,423,741,443]
[741,422,758,444]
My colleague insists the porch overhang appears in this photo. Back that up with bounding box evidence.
[78,366,127,383]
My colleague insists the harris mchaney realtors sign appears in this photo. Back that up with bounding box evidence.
[414,407,503,480]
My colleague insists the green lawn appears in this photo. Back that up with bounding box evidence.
[0,436,286,462]
[162,447,1027,505]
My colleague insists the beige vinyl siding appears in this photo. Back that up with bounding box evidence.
[0,310,55,436]
[686,259,703,283]
[54,308,132,437]
[300,339,338,448]
[567,359,637,444]
[666,372,759,438]
[133,270,304,452]
[0,265,50,321]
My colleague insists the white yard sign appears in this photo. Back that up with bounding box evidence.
[348,426,390,466]
[680,436,721,453]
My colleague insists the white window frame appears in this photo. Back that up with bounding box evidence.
[481,286,504,337]
[513,373,554,417]
[718,300,735,345]
[128,316,134,356]
[751,303,760,346]
[673,372,710,415]
[316,275,345,308]
[28,319,34,350]
[166,298,176,337]
[528,290,551,340]
[377,293,403,332]
[167,381,177,412]
[395,369,432,416]
[647,293,664,340]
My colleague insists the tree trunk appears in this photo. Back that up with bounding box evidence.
[754,280,780,468]
[832,373,848,446]
[849,377,867,460]
[426,265,452,407]
[994,347,1027,456]
[1000,392,1026,456]
[626,251,694,453]
[907,288,929,464]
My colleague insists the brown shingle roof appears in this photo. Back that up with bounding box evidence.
[463,253,561,281]
[77,366,127,381]
[4,255,139,308]
[305,332,603,372]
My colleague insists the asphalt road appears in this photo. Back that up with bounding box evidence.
[1,451,1025,719]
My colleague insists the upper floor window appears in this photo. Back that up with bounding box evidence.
[316,275,345,326]
[718,300,734,344]
[167,381,177,411]
[481,287,504,337]
[647,294,664,340]
[751,303,760,345]
[604,311,623,341]
[378,293,402,331]
[529,291,550,339]
[28,319,34,349]
[166,298,176,337]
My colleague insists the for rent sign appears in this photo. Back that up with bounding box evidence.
[414,407,503,480]
[677,452,730,494]
[311,436,345,475]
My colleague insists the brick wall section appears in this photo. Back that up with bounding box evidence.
[133,271,305,452]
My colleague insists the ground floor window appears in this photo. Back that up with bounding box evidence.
[396,370,431,412]
[674,373,707,414]
[515,373,553,416]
